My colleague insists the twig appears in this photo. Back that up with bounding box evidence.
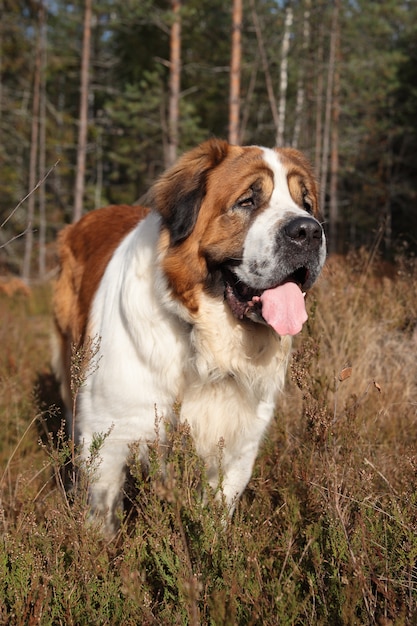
[1,159,60,230]
[0,224,33,250]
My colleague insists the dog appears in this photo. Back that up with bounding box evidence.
[53,138,326,534]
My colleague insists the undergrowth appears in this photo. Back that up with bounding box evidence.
[1,252,417,624]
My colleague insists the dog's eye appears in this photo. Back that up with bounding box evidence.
[235,192,255,210]
[238,197,254,208]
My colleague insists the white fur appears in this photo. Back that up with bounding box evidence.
[260,148,327,272]
[76,210,292,533]
[69,147,327,534]
[235,147,326,288]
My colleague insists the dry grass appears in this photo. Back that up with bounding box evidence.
[1,251,417,624]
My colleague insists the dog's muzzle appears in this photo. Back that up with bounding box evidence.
[222,214,326,336]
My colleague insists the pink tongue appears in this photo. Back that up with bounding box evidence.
[260,282,308,336]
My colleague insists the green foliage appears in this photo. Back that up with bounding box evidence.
[3,0,417,264]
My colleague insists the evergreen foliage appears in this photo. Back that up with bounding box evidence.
[1,0,417,271]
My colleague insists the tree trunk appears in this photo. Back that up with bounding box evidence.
[94,129,103,209]
[250,0,279,138]
[22,7,42,280]
[38,2,47,278]
[292,0,311,148]
[73,0,92,223]
[276,6,293,146]
[329,0,340,254]
[319,6,338,221]
[229,0,242,145]
[166,0,181,168]
[314,23,324,181]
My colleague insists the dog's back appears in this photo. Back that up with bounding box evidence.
[53,205,148,414]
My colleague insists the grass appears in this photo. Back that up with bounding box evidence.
[1,251,417,624]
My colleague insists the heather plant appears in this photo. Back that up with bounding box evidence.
[0,252,417,624]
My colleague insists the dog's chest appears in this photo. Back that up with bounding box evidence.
[186,292,289,394]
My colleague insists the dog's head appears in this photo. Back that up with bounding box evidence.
[149,138,326,336]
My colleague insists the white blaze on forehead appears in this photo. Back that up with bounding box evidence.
[259,147,308,219]
[236,147,306,285]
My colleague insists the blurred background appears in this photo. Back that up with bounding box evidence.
[2,0,417,279]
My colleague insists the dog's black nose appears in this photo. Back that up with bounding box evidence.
[284,217,322,246]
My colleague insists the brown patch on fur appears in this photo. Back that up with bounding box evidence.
[153,142,273,312]
[53,205,148,409]
[54,205,148,344]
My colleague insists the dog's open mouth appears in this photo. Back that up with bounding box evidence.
[223,267,310,336]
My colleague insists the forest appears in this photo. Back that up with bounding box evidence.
[1,0,417,279]
[2,2,417,624]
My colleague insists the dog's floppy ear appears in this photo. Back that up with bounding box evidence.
[148,138,229,245]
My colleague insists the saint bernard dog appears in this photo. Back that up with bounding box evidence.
[53,138,326,534]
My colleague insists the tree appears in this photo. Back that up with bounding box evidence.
[329,0,340,254]
[319,2,337,223]
[276,5,292,146]
[292,0,311,149]
[314,20,325,182]
[38,0,47,278]
[2,0,417,266]
[166,0,181,167]
[249,0,279,141]
[336,0,410,253]
[73,0,93,223]
[229,0,242,145]
[22,2,43,280]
